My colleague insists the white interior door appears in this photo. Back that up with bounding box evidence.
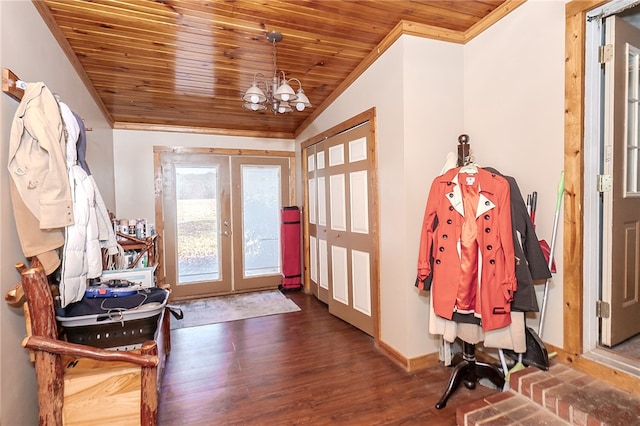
[601,15,640,346]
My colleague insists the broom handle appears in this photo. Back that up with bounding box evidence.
[538,172,564,336]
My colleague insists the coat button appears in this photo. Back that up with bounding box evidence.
[487,245,493,250]
[448,193,454,198]
[439,247,445,252]
[435,259,441,264]
[443,234,448,239]
[485,228,491,233]
[484,214,490,220]
[447,182,452,186]
[449,206,454,211]
[447,219,452,224]
[485,201,490,206]
[489,259,495,265]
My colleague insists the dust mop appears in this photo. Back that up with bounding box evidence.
[538,172,564,337]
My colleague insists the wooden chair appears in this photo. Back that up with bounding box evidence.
[5,260,171,425]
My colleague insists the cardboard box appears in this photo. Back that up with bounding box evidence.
[100,266,155,288]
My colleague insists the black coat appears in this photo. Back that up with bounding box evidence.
[483,167,551,312]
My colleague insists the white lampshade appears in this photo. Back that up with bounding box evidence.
[274,81,297,102]
[242,102,267,111]
[242,82,267,103]
[293,88,312,111]
[277,101,293,113]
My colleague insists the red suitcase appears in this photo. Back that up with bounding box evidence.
[280,206,302,291]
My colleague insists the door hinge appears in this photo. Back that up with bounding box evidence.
[597,174,612,192]
[599,44,613,64]
[596,300,610,318]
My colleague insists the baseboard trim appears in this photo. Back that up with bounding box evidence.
[376,340,440,372]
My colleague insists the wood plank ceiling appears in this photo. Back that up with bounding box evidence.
[34,0,514,139]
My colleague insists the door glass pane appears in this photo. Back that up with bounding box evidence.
[176,166,220,284]
[242,165,281,277]
[626,44,640,194]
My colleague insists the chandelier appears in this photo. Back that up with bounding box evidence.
[242,31,312,114]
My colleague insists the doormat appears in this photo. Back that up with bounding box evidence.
[169,290,301,330]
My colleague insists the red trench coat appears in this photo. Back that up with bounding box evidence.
[417,167,517,331]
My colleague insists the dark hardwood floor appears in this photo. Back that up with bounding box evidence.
[158,291,499,425]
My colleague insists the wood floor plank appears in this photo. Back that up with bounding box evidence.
[158,292,498,425]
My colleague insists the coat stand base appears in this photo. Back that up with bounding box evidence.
[435,341,505,409]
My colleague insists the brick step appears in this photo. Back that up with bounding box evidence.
[456,389,569,425]
[457,362,640,425]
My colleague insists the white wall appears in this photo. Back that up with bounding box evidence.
[0,1,114,424]
[464,0,566,347]
[297,0,566,357]
[112,130,294,221]
[297,36,464,358]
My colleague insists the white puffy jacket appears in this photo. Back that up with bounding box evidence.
[58,101,101,307]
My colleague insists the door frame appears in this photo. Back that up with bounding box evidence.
[153,146,296,293]
[564,0,640,391]
[300,107,380,341]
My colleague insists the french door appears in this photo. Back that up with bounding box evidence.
[156,148,292,299]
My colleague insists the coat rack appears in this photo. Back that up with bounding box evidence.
[2,68,26,102]
[434,134,505,409]
[2,68,92,131]
[457,134,472,167]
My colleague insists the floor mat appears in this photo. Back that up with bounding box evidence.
[169,290,301,329]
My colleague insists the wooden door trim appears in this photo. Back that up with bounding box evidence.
[153,146,296,290]
[562,0,640,393]
[300,108,380,341]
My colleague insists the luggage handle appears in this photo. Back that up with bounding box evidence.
[167,305,184,320]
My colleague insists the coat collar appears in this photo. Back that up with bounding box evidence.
[15,82,48,119]
[436,167,501,217]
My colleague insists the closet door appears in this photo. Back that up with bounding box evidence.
[323,122,377,336]
[305,143,330,303]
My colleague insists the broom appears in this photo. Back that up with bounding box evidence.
[504,172,564,380]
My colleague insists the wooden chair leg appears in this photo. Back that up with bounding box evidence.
[34,351,64,426]
[140,341,158,425]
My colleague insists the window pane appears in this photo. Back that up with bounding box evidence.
[626,45,640,194]
[176,166,220,283]
[242,165,281,277]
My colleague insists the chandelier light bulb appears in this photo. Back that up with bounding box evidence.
[280,93,290,101]
[250,94,259,104]
[251,103,259,111]
[296,102,305,111]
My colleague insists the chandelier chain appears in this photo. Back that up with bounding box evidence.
[272,39,278,79]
